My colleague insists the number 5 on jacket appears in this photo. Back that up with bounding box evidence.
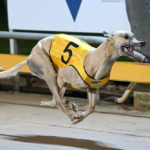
[61,42,79,64]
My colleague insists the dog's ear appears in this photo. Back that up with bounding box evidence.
[102,31,112,38]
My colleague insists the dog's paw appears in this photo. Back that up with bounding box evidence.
[114,97,125,104]
[71,113,84,124]
[40,100,56,107]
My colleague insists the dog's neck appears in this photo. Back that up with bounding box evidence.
[84,39,119,80]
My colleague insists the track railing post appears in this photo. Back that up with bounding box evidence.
[9,30,20,92]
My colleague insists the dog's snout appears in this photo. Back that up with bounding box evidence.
[133,38,146,47]
[139,41,146,47]
[143,56,150,63]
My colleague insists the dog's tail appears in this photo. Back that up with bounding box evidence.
[0,60,27,78]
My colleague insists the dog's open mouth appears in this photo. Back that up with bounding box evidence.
[121,45,134,57]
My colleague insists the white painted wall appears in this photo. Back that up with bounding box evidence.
[7,0,131,33]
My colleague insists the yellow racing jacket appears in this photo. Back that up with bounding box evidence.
[49,34,109,89]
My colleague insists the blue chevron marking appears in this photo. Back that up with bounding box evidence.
[66,0,82,21]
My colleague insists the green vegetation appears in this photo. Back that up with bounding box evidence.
[0,0,9,53]
[134,92,150,110]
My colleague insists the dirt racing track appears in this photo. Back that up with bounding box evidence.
[0,92,150,150]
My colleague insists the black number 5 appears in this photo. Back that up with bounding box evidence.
[61,41,79,64]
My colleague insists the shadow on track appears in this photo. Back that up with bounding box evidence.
[1,134,119,150]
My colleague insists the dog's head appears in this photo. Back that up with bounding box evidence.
[104,31,145,60]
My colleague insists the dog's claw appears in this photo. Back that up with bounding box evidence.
[40,100,56,107]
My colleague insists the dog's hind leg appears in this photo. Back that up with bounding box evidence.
[27,40,56,107]
[40,86,66,107]
[27,43,76,121]
[40,97,56,107]
[115,82,137,103]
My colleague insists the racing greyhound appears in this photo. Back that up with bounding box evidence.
[0,31,144,124]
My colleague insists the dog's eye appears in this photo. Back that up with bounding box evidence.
[124,35,129,39]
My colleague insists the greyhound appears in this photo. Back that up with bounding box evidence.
[0,31,144,124]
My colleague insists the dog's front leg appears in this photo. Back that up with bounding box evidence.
[72,88,97,124]
[57,68,79,112]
